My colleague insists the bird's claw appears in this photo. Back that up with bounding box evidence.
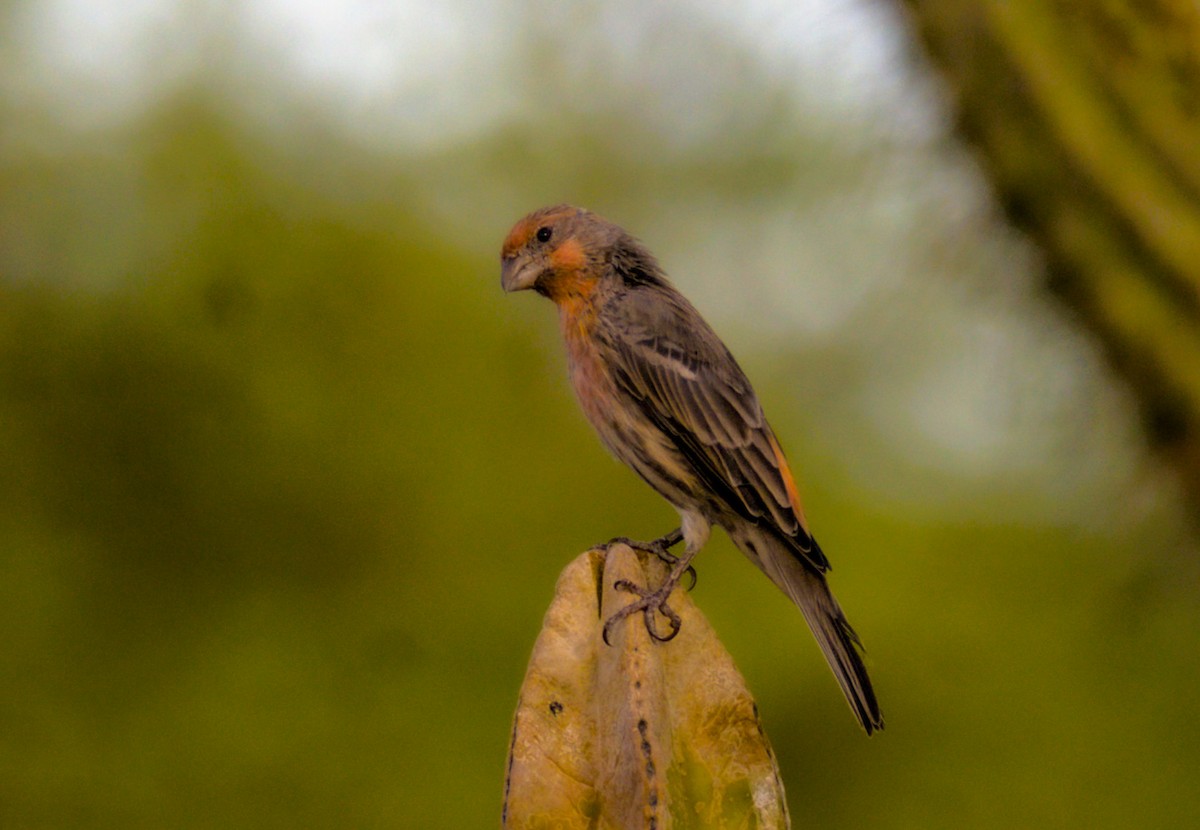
[601,577,684,646]
[601,529,696,591]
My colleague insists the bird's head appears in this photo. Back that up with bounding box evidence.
[501,205,670,303]
[500,205,614,301]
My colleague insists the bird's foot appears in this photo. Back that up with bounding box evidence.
[601,540,700,646]
[601,528,696,591]
[602,577,683,645]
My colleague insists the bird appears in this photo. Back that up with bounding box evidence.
[500,204,883,735]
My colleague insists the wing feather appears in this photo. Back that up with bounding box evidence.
[604,287,828,572]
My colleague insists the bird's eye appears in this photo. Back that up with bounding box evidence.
[535,226,552,243]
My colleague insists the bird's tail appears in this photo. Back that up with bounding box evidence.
[732,524,884,734]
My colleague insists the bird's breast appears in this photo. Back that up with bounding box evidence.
[559,307,699,505]
[559,306,615,425]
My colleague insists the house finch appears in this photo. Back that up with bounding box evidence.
[501,205,883,734]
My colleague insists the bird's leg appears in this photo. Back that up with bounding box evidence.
[601,528,696,590]
[601,542,701,646]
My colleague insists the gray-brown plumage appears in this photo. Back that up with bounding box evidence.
[501,204,883,734]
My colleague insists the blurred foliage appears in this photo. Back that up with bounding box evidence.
[899,0,1200,506]
[0,2,1198,829]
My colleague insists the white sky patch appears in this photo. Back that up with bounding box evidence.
[8,0,195,129]
[8,0,517,146]
[689,0,941,139]
[231,0,515,149]
[7,0,925,147]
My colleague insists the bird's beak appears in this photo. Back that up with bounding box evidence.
[501,254,539,293]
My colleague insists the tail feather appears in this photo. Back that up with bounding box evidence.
[734,525,883,734]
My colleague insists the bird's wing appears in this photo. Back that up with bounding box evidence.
[605,287,829,572]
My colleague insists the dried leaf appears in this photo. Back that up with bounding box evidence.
[503,543,790,829]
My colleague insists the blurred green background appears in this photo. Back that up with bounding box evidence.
[2,1,1197,827]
